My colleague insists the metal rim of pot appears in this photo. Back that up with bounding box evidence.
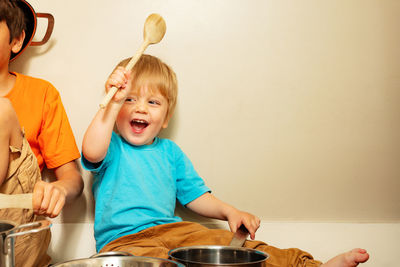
[168,245,269,266]
[89,251,133,258]
[51,252,186,267]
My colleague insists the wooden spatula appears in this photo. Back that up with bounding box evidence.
[0,193,33,209]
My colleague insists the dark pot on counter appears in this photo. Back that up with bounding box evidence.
[168,246,269,267]
[0,220,51,267]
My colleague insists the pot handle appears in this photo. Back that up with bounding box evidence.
[30,13,55,46]
[90,251,134,258]
[4,220,52,254]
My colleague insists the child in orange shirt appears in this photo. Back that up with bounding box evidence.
[0,0,83,266]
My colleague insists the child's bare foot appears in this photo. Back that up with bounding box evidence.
[321,248,369,267]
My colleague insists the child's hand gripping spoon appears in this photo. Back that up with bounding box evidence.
[99,13,166,108]
[229,224,250,247]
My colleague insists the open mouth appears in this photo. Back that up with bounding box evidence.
[130,119,149,132]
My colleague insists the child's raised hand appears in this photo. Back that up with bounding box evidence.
[105,66,131,104]
[227,209,261,240]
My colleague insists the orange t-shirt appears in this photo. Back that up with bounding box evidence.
[5,72,80,170]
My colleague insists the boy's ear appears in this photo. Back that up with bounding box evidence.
[162,114,172,129]
[11,30,26,54]
[162,119,169,129]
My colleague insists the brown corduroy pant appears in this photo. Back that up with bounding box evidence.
[101,221,322,267]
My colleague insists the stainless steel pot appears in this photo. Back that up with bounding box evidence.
[168,246,269,267]
[52,253,185,267]
[0,220,51,267]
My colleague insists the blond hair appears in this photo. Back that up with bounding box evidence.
[116,54,178,120]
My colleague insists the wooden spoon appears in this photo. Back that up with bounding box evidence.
[99,13,167,108]
[0,193,33,209]
[229,224,249,247]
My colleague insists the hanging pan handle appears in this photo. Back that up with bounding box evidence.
[4,220,52,254]
[30,13,55,46]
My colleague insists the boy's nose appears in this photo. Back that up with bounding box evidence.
[134,101,147,113]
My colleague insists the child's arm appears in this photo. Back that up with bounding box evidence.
[186,192,261,239]
[82,67,131,163]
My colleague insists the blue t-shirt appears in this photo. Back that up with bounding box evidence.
[81,132,210,252]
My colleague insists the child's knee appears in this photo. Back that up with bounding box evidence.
[0,97,13,109]
[0,98,18,126]
[0,99,21,140]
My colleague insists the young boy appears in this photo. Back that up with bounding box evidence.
[82,54,369,267]
[0,0,83,266]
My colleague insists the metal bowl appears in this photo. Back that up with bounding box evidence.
[168,246,269,267]
[52,255,185,267]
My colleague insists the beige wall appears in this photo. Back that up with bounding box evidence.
[10,0,400,223]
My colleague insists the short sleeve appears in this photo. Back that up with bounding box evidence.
[38,85,80,169]
[81,132,117,173]
[174,145,211,206]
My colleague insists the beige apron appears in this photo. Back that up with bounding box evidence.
[0,133,51,267]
